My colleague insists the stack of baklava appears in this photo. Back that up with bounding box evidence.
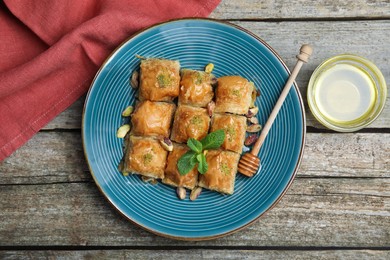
[122,58,256,195]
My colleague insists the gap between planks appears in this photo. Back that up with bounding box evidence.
[220,17,390,22]
[0,245,389,251]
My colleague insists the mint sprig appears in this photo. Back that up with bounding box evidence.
[196,153,208,174]
[187,138,203,153]
[200,129,225,150]
[177,130,225,175]
[177,150,197,175]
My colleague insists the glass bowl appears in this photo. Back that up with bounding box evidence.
[307,54,387,132]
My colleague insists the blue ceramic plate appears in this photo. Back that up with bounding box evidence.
[83,18,305,240]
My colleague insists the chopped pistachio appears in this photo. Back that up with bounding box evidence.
[159,137,173,151]
[205,63,214,73]
[247,116,259,124]
[116,124,131,138]
[246,107,259,118]
[121,106,134,117]
[176,187,186,200]
[118,159,129,176]
[207,101,215,117]
[190,115,203,125]
[210,76,218,86]
[194,72,203,85]
[231,89,241,97]
[247,124,262,133]
[157,71,173,88]
[244,134,258,146]
[130,71,139,89]
[141,176,153,182]
[141,176,158,185]
[220,162,230,175]
[225,126,236,141]
[135,54,146,60]
[250,89,257,108]
[143,153,153,164]
[190,187,202,201]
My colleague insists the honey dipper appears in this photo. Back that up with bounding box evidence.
[238,44,313,177]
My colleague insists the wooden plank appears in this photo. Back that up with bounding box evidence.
[44,96,84,130]
[0,132,90,184]
[0,132,388,184]
[1,250,389,259]
[42,20,390,130]
[0,178,388,246]
[211,0,390,20]
[230,20,390,130]
[300,133,390,178]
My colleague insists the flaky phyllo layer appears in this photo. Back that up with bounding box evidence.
[120,58,258,195]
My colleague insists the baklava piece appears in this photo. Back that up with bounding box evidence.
[214,75,255,115]
[123,136,168,179]
[210,113,247,154]
[171,105,210,143]
[178,69,215,107]
[198,150,240,195]
[131,100,176,138]
[139,58,180,101]
[163,143,198,190]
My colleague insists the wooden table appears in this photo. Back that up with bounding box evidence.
[1,1,389,259]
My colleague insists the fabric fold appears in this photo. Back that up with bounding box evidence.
[0,0,221,161]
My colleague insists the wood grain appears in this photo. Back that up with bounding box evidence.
[1,250,389,259]
[211,0,390,20]
[43,21,390,130]
[1,132,388,184]
[0,132,89,184]
[300,133,390,178]
[1,133,388,247]
[232,20,390,130]
[0,178,388,246]
[2,1,390,257]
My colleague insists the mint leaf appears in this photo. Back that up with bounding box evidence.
[187,138,203,153]
[196,153,208,174]
[177,151,197,175]
[177,131,224,175]
[200,129,225,150]
[190,154,198,165]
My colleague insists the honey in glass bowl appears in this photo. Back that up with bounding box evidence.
[307,54,387,132]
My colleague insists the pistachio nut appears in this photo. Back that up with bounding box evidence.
[159,137,173,152]
[246,107,259,118]
[141,176,158,185]
[207,101,215,117]
[205,63,214,73]
[121,106,134,117]
[130,70,139,89]
[244,134,258,146]
[246,124,262,133]
[116,124,131,138]
[190,187,202,201]
[247,116,259,125]
[176,187,186,200]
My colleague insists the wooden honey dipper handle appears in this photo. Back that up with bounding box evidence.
[251,44,313,155]
[238,44,313,177]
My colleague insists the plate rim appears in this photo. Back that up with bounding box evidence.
[82,17,306,241]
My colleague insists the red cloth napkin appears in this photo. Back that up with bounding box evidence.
[0,0,221,161]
